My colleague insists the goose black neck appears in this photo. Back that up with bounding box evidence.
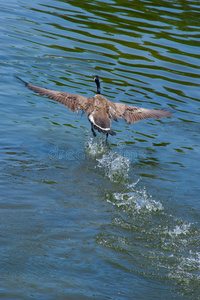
[95,78,101,94]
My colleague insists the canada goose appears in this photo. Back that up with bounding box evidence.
[15,75,172,141]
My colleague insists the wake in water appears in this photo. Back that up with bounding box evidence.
[85,137,130,183]
[107,188,163,214]
[85,137,163,214]
[85,138,200,292]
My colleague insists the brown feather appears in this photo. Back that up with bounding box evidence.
[15,76,172,136]
[109,103,172,124]
[15,76,93,114]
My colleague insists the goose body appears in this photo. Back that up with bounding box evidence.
[15,75,172,140]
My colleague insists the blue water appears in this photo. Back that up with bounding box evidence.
[0,0,200,299]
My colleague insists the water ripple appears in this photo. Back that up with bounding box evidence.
[1,0,200,298]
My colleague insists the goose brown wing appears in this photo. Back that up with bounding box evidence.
[16,76,92,113]
[109,102,172,124]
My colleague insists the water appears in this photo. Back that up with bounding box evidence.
[1,0,200,299]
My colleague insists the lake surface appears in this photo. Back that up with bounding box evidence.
[0,0,200,299]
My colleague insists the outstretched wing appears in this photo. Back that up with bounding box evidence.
[109,102,172,124]
[15,76,93,113]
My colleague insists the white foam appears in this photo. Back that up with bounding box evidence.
[97,152,130,183]
[163,223,191,238]
[168,250,200,284]
[85,138,108,157]
[107,187,163,214]
[86,138,163,214]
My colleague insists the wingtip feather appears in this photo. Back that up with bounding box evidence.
[14,75,28,86]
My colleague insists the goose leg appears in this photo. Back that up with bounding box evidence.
[91,123,96,137]
[106,133,109,144]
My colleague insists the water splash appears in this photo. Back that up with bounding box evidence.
[86,138,162,215]
[107,187,163,214]
[163,223,191,238]
[85,138,108,158]
[97,152,130,183]
[168,251,200,282]
[90,139,200,293]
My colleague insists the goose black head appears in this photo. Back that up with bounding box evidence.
[93,75,101,94]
